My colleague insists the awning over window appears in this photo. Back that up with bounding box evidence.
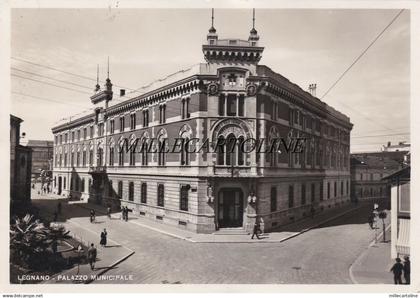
[396,218,410,256]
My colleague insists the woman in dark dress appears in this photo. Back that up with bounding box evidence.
[100,228,107,247]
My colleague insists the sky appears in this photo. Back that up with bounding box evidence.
[11,8,410,152]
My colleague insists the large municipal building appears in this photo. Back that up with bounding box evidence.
[52,12,353,233]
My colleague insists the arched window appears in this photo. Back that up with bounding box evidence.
[118,141,125,166]
[157,129,167,166]
[129,138,136,166]
[179,125,192,166]
[138,132,149,166]
[226,133,237,166]
[217,135,225,165]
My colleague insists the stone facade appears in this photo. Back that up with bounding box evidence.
[350,153,402,203]
[10,115,32,208]
[27,140,53,176]
[52,20,352,233]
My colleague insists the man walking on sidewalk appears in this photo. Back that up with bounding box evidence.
[390,257,404,284]
[88,243,97,270]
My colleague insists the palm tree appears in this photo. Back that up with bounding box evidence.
[10,214,49,267]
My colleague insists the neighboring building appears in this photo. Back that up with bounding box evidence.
[10,115,32,209]
[350,153,402,203]
[27,140,54,177]
[383,166,410,258]
[51,15,352,233]
[381,141,410,152]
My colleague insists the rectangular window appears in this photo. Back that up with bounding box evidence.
[110,119,115,134]
[334,182,337,197]
[341,181,344,196]
[71,131,75,142]
[157,184,164,207]
[159,105,166,124]
[270,187,277,212]
[180,185,189,211]
[98,123,104,137]
[82,151,86,167]
[226,94,237,116]
[218,94,225,116]
[346,180,349,194]
[301,184,306,205]
[128,182,134,201]
[238,95,244,116]
[118,181,123,199]
[77,130,80,140]
[109,147,114,165]
[65,133,68,143]
[141,183,147,204]
[288,185,294,208]
[143,110,149,127]
[327,182,330,199]
[130,114,136,130]
[120,117,125,132]
[90,126,94,139]
[83,127,87,139]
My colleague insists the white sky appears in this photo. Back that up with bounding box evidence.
[11,8,410,152]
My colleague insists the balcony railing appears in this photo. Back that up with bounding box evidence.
[88,166,107,174]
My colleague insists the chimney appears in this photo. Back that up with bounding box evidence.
[308,83,317,97]
[120,89,126,97]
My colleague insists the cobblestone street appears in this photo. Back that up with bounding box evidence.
[31,186,388,284]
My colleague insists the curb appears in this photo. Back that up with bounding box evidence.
[348,223,391,284]
[129,204,363,244]
[85,250,135,284]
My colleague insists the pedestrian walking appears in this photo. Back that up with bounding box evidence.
[251,220,261,240]
[310,205,315,218]
[90,209,95,223]
[100,228,108,247]
[124,206,129,221]
[390,257,404,284]
[87,243,97,270]
[403,256,410,284]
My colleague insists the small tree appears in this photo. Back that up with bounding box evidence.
[379,211,387,242]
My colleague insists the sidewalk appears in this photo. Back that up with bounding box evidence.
[350,223,394,284]
[33,196,134,284]
[77,200,364,243]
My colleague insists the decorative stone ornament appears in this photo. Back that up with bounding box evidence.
[207,82,219,95]
[246,83,257,96]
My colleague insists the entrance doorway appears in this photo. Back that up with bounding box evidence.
[58,176,62,195]
[217,188,244,228]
